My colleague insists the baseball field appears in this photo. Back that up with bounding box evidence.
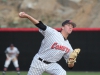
[0,71,100,75]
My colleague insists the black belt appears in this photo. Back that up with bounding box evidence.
[38,58,51,64]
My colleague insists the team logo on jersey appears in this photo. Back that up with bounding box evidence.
[51,42,70,53]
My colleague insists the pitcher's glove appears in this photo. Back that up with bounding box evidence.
[68,48,81,65]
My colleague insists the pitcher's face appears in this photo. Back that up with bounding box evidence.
[62,24,73,34]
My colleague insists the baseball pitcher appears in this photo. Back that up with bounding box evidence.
[19,12,80,75]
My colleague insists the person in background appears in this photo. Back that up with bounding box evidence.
[2,44,20,75]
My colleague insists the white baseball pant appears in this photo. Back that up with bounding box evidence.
[4,57,19,68]
[27,55,66,75]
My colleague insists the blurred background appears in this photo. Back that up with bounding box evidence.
[0,0,100,75]
[0,0,100,28]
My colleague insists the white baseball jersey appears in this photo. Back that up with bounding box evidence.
[28,25,74,75]
[5,47,19,58]
[31,26,73,67]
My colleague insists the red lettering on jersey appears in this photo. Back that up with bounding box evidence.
[51,42,70,53]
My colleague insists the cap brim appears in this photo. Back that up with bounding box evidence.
[69,22,76,28]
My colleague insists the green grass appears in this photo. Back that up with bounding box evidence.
[1,71,100,75]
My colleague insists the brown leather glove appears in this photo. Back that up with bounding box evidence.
[68,48,81,65]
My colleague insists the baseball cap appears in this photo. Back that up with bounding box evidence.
[62,20,76,28]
